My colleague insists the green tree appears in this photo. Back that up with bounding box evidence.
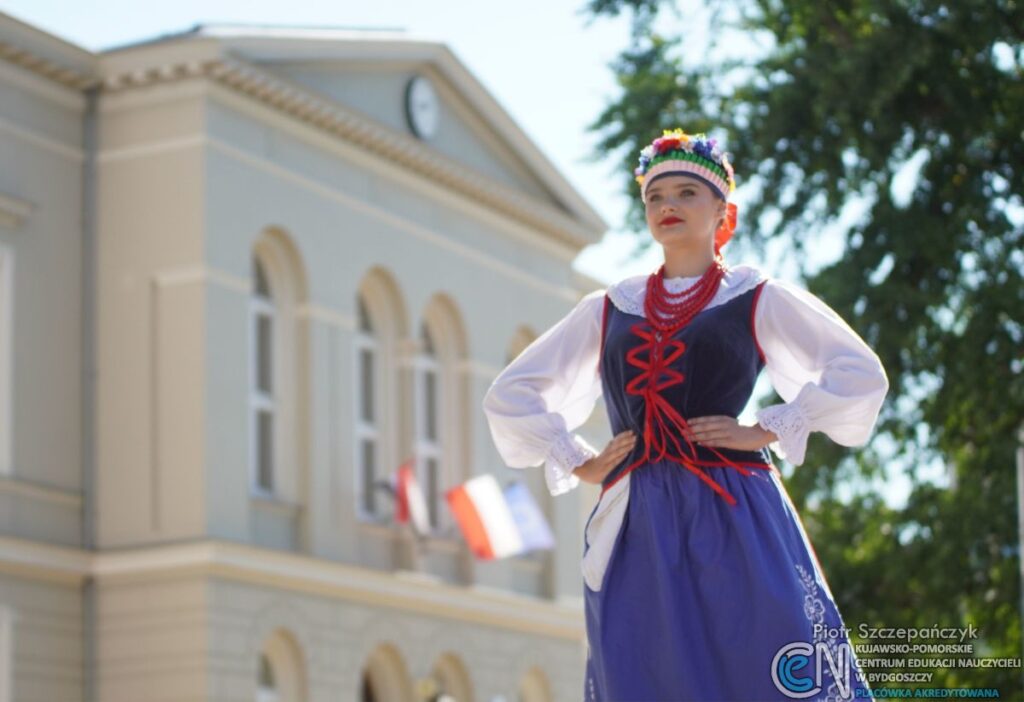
[583,0,1024,694]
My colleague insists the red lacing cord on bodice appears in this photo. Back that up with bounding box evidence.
[602,259,772,506]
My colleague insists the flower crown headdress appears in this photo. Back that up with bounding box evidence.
[634,128,739,252]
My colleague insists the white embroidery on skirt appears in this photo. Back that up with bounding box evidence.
[796,563,868,701]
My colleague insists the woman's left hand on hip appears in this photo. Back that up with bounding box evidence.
[684,415,774,451]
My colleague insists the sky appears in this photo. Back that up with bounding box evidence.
[0,0,929,507]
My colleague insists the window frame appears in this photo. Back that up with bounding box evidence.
[248,258,277,498]
[413,324,446,536]
[353,295,385,523]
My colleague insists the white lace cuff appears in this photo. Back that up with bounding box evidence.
[756,401,811,465]
[544,431,598,496]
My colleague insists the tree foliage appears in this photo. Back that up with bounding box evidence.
[584,0,1024,693]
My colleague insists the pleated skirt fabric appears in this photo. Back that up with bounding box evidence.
[582,458,873,702]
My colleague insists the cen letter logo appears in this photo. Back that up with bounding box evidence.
[771,640,852,699]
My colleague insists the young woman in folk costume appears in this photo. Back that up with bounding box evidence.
[483,128,888,701]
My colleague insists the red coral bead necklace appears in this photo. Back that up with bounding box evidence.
[644,255,727,336]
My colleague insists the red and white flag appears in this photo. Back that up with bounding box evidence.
[394,458,431,537]
[445,474,526,560]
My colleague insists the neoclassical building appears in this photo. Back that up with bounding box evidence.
[0,11,611,702]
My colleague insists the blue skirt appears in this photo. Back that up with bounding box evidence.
[582,459,873,701]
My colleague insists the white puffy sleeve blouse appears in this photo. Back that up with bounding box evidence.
[482,289,607,497]
[482,275,890,497]
[753,277,890,466]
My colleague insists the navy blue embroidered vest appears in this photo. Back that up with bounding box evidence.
[597,281,774,503]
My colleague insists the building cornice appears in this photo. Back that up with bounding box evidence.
[0,13,96,91]
[0,536,585,641]
[105,27,609,235]
[0,19,607,250]
[0,40,94,89]
[111,55,599,250]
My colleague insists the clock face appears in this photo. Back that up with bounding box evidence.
[405,75,440,140]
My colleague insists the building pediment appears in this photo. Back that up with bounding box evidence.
[100,25,609,249]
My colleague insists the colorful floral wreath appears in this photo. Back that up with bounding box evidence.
[634,128,736,202]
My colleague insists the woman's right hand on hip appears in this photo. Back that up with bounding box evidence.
[572,430,637,485]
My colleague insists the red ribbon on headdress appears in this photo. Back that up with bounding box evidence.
[713,201,738,254]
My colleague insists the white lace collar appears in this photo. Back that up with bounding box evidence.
[606,263,767,318]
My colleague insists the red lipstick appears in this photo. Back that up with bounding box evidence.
[660,216,683,225]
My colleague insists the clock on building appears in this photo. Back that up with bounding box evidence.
[404,75,440,140]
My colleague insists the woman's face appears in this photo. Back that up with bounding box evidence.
[644,175,726,249]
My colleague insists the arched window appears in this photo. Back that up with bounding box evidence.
[355,294,383,519]
[353,269,409,529]
[518,665,553,702]
[360,669,376,702]
[416,321,443,532]
[432,652,474,702]
[247,229,307,512]
[360,642,415,701]
[412,296,470,544]
[250,256,276,494]
[256,652,278,702]
[256,629,305,702]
